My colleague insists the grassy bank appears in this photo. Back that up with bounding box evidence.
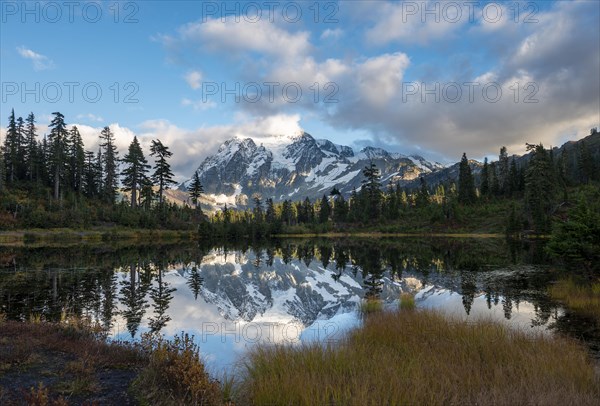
[0,316,228,405]
[241,309,599,405]
[0,316,145,405]
[275,232,504,238]
[549,277,600,320]
[2,308,599,405]
[0,228,196,246]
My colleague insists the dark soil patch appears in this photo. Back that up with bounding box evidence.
[0,320,143,405]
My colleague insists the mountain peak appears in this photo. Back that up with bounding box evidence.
[359,146,390,160]
[182,133,445,210]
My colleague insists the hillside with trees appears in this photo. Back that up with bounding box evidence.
[0,110,200,230]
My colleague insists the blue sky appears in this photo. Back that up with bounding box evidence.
[1,0,599,179]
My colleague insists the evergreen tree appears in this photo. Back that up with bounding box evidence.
[578,140,594,184]
[252,195,263,222]
[38,136,49,184]
[83,151,99,197]
[300,197,314,224]
[281,200,294,226]
[362,163,382,220]
[416,177,430,207]
[458,153,476,204]
[150,139,176,206]
[333,194,348,223]
[24,112,38,181]
[122,136,150,208]
[498,146,509,195]
[2,109,19,183]
[524,143,556,233]
[265,198,276,223]
[384,183,398,219]
[490,162,500,196]
[99,126,119,204]
[509,158,520,195]
[319,195,331,223]
[68,126,86,194]
[15,116,26,179]
[47,112,69,200]
[139,178,155,211]
[480,157,490,196]
[399,189,408,207]
[188,171,204,208]
[349,187,360,221]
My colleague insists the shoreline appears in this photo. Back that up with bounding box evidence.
[0,228,512,246]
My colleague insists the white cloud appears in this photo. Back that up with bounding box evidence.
[320,28,343,40]
[356,53,410,106]
[172,17,311,62]
[184,70,203,90]
[16,46,55,71]
[181,98,216,111]
[74,123,137,155]
[76,113,104,123]
[366,0,468,45]
[157,0,598,161]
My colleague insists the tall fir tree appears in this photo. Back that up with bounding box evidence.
[524,143,556,233]
[490,162,500,196]
[150,139,176,206]
[24,112,38,181]
[578,140,594,184]
[99,126,119,204]
[122,136,150,208]
[139,177,155,211]
[15,116,26,179]
[265,198,276,222]
[498,146,509,195]
[416,176,430,207]
[47,112,69,200]
[2,109,19,183]
[458,153,476,204]
[480,157,490,197]
[362,163,383,220]
[253,195,263,222]
[319,195,331,223]
[188,171,204,209]
[83,150,99,197]
[508,158,520,195]
[68,126,86,194]
[333,194,348,222]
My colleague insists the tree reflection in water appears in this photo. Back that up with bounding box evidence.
[0,238,597,354]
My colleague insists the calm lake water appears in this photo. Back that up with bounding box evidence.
[1,238,598,374]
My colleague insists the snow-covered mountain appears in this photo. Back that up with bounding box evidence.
[180,132,445,208]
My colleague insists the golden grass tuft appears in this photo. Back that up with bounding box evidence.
[241,309,600,405]
[549,278,600,319]
[132,332,224,405]
[22,383,68,406]
[399,292,416,311]
[359,298,383,315]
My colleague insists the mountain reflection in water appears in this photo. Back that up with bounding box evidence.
[1,238,597,372]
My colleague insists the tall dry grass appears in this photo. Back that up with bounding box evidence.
[240,309,599,405]
[549,278,600,319]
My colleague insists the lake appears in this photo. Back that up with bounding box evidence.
[1,237,598,375]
